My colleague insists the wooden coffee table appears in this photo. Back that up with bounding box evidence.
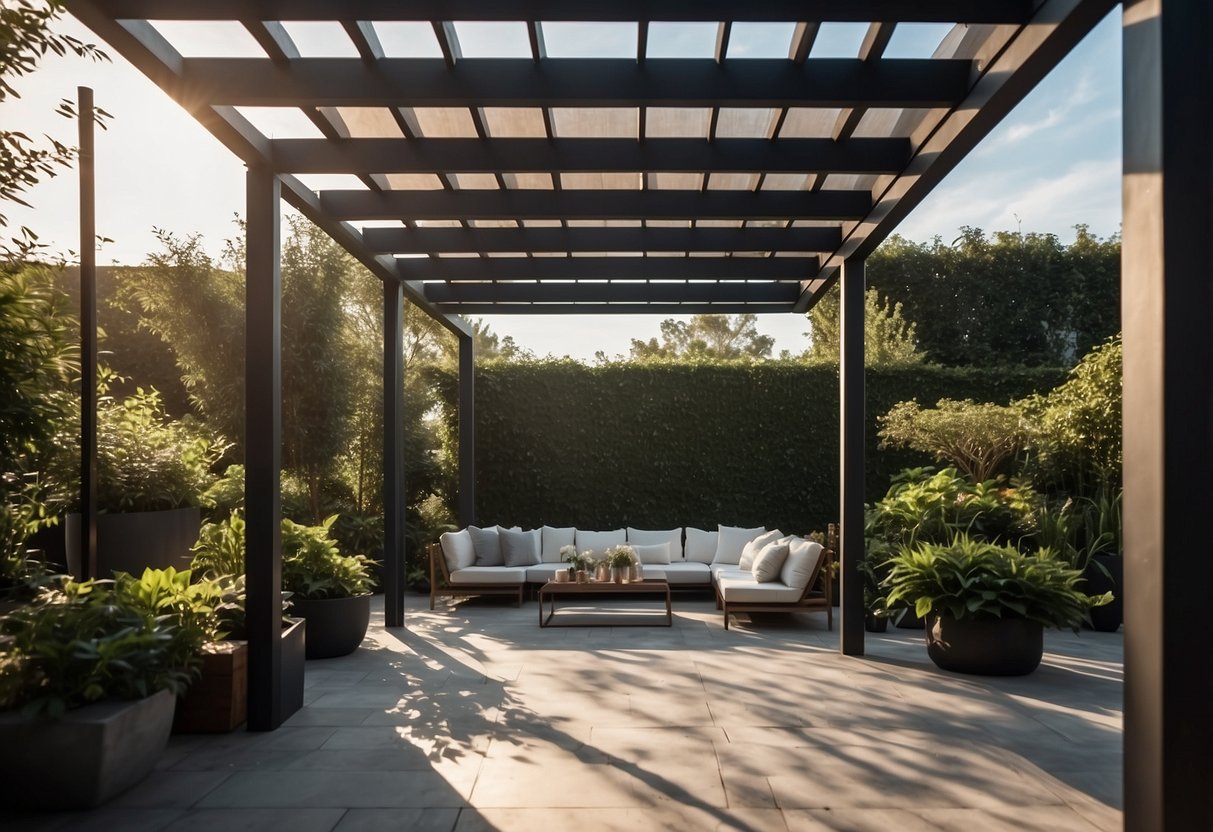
[538,577,672,627]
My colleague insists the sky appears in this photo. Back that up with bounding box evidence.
[2,12,1123,361]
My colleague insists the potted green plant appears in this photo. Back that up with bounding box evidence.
[52,375,228,578]
[604,545,638,583]
[190,512,307,711]
[0,569,207,808]
[560,545,593,579]
[1076,485,1123,632]
[884,534,1111,676]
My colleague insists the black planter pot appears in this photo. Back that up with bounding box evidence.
[925,613,1044,676]
[289,594,371,659]
[280,617,306,715]
[865,615,888,633]
[894,607,925,629]
[65,507,201,579]
[1083,552,1123,632]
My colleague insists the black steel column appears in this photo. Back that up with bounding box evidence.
[245,166,285,731]
[383,282,405,627]
[457,333,475,528]
[1122,1,1213,828]
[77,86,97,580]
[839,257,865,656]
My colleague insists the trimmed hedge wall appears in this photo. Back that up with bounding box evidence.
[434,362,1064,536]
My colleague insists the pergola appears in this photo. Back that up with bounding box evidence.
[60,1,1211,828]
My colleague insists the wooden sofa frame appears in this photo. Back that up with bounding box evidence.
[427,542,524,610]
[715,549,835,631]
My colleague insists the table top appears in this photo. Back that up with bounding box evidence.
[539,577,669,594]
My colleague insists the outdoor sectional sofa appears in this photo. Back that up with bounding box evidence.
[428,525,833,630]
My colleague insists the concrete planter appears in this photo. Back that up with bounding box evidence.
[66,506,201,579]
[1083,552,1124,632]
[0,688,175,809]
[925,613,1044,676]
[290,594,371,659]
[280,617,307,716]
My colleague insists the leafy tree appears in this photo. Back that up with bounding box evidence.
[802,286,925,366]
[628,314,774,361]
[878,399,1028,483]
[2,0,109,260]
[1022,334,1122,495]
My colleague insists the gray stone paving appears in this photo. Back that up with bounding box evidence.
[4,594,1123,831]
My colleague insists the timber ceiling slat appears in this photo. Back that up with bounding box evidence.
[424,282,802,304]
[397,256,818,281]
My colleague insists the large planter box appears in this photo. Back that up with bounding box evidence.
[0,688,175,809]
[925,613,1044,676]
[281,617,306,717]
[290,594,371,659]
[66,506,201,579]
[174,641,248,734]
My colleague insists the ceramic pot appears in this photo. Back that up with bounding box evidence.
[925,613,1043,676]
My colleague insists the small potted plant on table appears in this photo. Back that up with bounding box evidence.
[885,534,1110,676]
[560,545,593,582]
[604,545,639,583]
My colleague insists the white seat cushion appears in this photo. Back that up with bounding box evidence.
[541,526,576,563]
[653,562,711,584]
[737,529,784,571]
[448,566,528,585]
[711,564,750,582]
[684,527,719,563]
[781,540,825,591]
[718,577,802,604]
[632,542,672,565]
[439,529,475,573]
[712,525,766,566]
[627,527,683,560]
[575,528,626,554]
[526,563,566,583]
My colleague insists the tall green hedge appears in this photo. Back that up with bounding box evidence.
[434,362,1064,536]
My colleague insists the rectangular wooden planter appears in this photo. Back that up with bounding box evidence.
[173,617,306,733]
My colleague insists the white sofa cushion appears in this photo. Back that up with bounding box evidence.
[713,525,766,566]
[469,525,509,566]
[653,562,711,584]
[525,563,565,583]
[684,527,719,563]
[752,540,792,583]
[738,529,783,571]
[448,566,528,585]
[501,528,542,567]
[575,528,626,555]
[439,529,476,573]
[541,526,576,563]
[632,542,672,565]
[781,539,825,590]
[627,527,683,560]
[711,564,751,583]
[718,577,803,604]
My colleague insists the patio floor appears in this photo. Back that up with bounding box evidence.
[6,593,1123,831]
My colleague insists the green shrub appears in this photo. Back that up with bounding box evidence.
[878,398,1029,483]
[884,535,1110,631]
[0,571,208,718]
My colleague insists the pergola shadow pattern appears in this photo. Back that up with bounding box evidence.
[68,0,1113,319]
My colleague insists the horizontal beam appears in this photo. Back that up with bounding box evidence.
[398,256,816,281]
[324,189,871,221]
[180,58,972,108]
[83,1,1032,23]
[365,225,840,254]
[434,303,798,315]
[270,137,912,175]
[425,282,800,304]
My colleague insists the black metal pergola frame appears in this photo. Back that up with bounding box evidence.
[60,2,1212,828]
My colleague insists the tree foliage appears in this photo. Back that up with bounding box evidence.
[878,399,1029,483]
[803,286,925,366]
[626,314,775,361]
[1022,334,1122,494]
[1,0,110,260]
[864,227,1120,367]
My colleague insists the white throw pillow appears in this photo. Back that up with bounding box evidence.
[631,542,672,565]
[500,528,542,567]
[627,527,683,560]
[439,529,475,573]
[541,525,576,563]
[684,527,719,563]
[738,529,784,571]
[575,528,626,554]
[713,525,766,566]
[781,539,825,590]
[752,541,792,583]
